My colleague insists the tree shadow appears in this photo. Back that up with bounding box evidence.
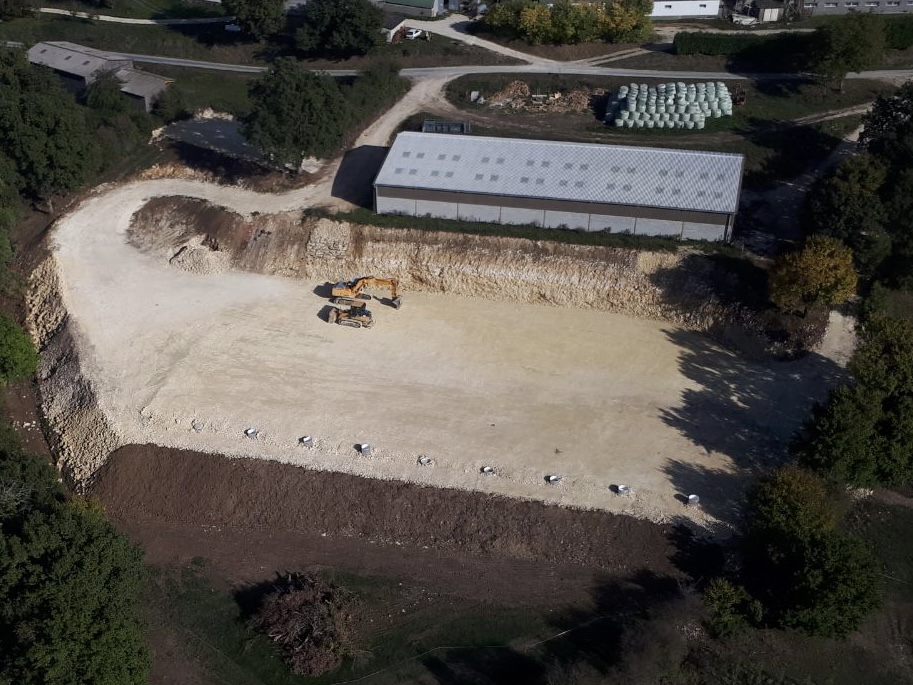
[420,570,690,685]
[654,326,846,523]
[331,145,389,207]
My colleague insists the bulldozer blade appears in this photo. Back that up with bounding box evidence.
[391,297,403,309]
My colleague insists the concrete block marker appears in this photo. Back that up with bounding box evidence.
[359,443,374,457]
[243,428,259,439]
[480,466,495,475]
[299,435,314,448]
[417,456,434,466]
[614,484,632,496]
[546,474,562,485]
[687,494,701,507]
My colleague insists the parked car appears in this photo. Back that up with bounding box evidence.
[405,28,424,40]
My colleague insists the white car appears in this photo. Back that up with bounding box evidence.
[405,28,424,40]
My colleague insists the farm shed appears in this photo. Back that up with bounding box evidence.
[651,0,721,18]
[27,41,171,112]
[380,0,442,17]
[373,132,744,242]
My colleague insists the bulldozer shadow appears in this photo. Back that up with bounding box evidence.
[317,304,336,323]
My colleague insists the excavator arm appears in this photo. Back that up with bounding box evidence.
[331,277,402,309]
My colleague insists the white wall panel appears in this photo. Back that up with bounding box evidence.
[634,218,683,237]
[543,211,590,230]
[682,221,726,241]
[376,196,416,216]
[458,203,501,222]
[415,200,458,219]
[587,214,637,233]
[500,206,545,226]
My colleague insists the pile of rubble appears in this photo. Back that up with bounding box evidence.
[482,80,600,114]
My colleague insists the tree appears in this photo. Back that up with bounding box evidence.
[85,71,127,115]
[151,85,187,123]
[768,235,857,314]
[860,82,913,168]
[778,530,882,638]
[223,0,285,40]
[0,499,150,685]
[794,316,913,486]
[743,466,882,637]
[0,51,100,198]
[244,59,348,167]
[803,154,890,277]
[296,0,383,57]
[0,314,37,384]
[811,13,885,91]
[0,0,31,20]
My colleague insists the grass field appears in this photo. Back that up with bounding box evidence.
[152,65,255,114]
[37,0,226,20]
[145,556,913,685]
[145,562,558,685]
[0,16,271,64]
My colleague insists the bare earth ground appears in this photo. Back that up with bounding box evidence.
[45,179,847,533]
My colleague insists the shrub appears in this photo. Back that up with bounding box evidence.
[703,578,763,638]
[249,572,355,676]
[0,314,37,384]
[768,235,857,314]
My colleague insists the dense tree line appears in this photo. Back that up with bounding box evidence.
[0,425,150,684]
[675,13,885,85]
[806,84,913,286]
[217,0,384,56]
[244,59,408,167]
[483,0,653,46]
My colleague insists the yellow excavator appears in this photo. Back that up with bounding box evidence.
[328,305,374,328]
[331,276,402,309]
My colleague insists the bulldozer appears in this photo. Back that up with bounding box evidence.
[328,305,374,329]
[331,277,402,309]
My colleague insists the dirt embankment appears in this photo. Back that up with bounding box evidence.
[27,259,121,484]
[129,197,735,330]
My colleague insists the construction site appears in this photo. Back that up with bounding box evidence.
[30,177,847,534]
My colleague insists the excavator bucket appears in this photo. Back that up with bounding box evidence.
[391,297,402,309]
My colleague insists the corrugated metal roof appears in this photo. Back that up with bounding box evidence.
[385,0,436,9]
[114,68,172,99]
[27,41,131,79]
[375,132,744,215]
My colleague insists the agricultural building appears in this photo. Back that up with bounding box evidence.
[378,0,443,17]
[373,132,744,242]
[27,41,171,112]
[650,0,721,18]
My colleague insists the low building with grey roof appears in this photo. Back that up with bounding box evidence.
[373,132,744,241]
[27,41,172,112]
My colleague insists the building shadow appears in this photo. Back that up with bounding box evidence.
[331,145,389,208]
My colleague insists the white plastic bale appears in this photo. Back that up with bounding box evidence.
[696,119,705,129]
[686,121,695,129]
[615,119,624,127]
[646,120,655,128]
[624,119,634,128]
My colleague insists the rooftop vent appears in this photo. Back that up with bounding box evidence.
[475,173,484,180]
[481,156,490,163]
[402,151,411,158]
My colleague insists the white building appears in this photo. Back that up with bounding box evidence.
[651,0,721,18]
[374,133,744,242]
